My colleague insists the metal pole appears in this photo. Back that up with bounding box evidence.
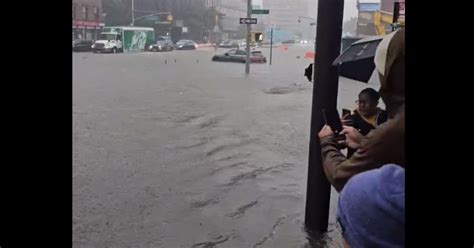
[305,0,344,233]
[392,2,400,32]
[269,28,273,65]
[131,0,135,26]
[245,0,252,75]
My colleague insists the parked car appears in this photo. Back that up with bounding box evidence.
[258,41,282,48]
[149,36,174,52]
[211,49,267,63]
[73,39,94,52]
[175,40,198,50]
[282,39,296,44]
[218,39,251,49]
[218,40,232,48]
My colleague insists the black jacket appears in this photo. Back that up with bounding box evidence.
[347,109,388,158]
[350,110,388,136]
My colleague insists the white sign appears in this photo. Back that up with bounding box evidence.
[182,27,188,33]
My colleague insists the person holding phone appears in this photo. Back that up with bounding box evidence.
[342,88,388,135]
[342,88,388,158]
[317,29,405,192]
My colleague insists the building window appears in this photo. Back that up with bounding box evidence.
[82,5,87,20]
[94,7,99,21]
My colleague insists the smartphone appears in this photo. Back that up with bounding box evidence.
[342,109,351,117]
[322,109,344,135]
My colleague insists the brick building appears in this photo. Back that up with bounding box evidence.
[72,0,104,40]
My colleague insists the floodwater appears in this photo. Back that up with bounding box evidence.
[73,45,378,247]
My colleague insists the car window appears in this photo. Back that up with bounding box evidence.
[236,50,246,55]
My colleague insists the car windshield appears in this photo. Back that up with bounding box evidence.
[99,33,116,40]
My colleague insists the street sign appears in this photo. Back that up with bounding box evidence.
[145,15,160,21]
[239,18,257,24]
[252,9,269,14]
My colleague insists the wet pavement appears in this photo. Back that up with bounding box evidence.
[73,45,380,247]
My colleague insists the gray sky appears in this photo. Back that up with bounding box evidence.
[306,0,359,21]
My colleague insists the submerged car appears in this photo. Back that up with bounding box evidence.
[149,36,174,52]
[73,39,94,52]
[211,49,267,63]
[175,40,198,50]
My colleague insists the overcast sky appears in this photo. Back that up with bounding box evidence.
[306,0,359,21]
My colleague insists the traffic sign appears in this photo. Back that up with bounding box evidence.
[145,15,160,21]
[252,9,269,14]
[239,18,257,24]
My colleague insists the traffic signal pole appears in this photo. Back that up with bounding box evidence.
[245,0,252,75]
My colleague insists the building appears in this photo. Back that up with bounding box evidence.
[73,0,104,40]
[356,0,380,36]
[262,0,312,40]
[212,0,247,40]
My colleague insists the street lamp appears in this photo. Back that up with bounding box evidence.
[298,16,317,41]
[131,0,135,26]
[298,16,317,26]
[132,12,173,23]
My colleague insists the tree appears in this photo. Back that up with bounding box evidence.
[103,0,132,25]
[103,0,162,26]
[102,0,222,41]
[180,5,222,41]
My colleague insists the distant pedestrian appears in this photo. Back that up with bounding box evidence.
[304,63,313,82]
[337,164,405,248]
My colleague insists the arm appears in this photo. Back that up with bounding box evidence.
[320,112,405,192]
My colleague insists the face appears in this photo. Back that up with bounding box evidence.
[357,93,378,116]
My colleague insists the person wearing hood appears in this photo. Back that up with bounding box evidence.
[317,29,405,192]
[337,164,405,248]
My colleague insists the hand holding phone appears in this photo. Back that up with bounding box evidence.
[341,108,353,126]
[322,108,344,135]
[342,109,351,117]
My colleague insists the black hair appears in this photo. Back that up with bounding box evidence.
[359,88,380,102]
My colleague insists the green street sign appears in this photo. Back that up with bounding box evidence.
[145,15,160,21]
[252,9,269,14]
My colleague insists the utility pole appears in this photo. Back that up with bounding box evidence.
[269,27,273,65]
[305,0,344,233]
[245,0,252,75]
[131,0,135,26]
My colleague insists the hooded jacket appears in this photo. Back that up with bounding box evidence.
[320,29,405,192]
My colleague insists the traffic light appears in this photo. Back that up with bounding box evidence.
[254,32,263,41]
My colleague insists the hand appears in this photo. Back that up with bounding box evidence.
[341,114,353,126]
[339,126,364,149]
[318,125,334,139]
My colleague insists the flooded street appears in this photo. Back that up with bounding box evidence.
[73,46,378,247]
